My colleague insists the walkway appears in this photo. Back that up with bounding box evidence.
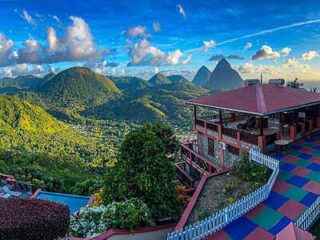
[205,136,320,240]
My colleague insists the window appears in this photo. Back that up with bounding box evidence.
[208,138,214,157]
[228,145,239,155]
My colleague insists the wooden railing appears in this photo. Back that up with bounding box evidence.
[240,131,258,145]
[181,144,221,174]
[167,148,279,240]
[206,122,218,132]
[222,126,238,138]
[175,163,195,189]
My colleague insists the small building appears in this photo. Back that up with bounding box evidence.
[176,83,320,191]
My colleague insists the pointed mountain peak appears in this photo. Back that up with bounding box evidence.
[193,65,211,87]
[216,58,231,68]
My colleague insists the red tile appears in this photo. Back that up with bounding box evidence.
[244,227,274,240]
[283,156,299,164]
[245,204,266,220]
[309,156,320,164]
[205,229,229,240]
[291,167,311,177]
[272,180,292,194]
[313,140,320,145]
[302,180,320,195]
[277,200,307,220]
[300,148,314,154]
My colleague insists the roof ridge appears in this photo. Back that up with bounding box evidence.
[256,84,267,114]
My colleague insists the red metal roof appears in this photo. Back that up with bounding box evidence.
[186,84,320,116]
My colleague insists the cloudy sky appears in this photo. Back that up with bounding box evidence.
[1,0,320,81]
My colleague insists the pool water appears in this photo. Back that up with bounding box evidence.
[36,191,90,213]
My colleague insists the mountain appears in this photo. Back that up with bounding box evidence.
[110,76,153,90]
[0,75,46,91]
[0,96,65,132]
[148,73,171,85]
[204,58,244,90]
[39,67,121,110]
[193,66,211,87]
[167,75,188,83]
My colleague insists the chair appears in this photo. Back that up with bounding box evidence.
[2,193,11,198]
[1,179,12,189]
[3,185,21,197]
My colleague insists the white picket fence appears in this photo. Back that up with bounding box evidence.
[167,147,279,240]
[295,196,320,231]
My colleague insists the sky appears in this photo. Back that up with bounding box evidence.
[1,0,320,81]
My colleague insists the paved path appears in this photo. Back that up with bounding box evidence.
[205,136,320,240]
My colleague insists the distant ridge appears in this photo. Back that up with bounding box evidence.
[149,73,171,85]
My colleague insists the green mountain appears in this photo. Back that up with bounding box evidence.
[39,67,121,110]
[0,75,46,91]
[110,76,153,90]
[167,75,188,83]
[0,96,64,132]
[193,66,211,87]
[149,73,171,85]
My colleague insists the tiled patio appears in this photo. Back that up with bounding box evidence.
[205,136,320,240]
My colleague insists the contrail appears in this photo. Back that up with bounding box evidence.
[185,19,320,53]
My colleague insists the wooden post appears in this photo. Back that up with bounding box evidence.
[194,105,197,119]
[260,117,264,136]
[219,110,223,125]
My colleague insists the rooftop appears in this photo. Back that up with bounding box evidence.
[186,84,320,116]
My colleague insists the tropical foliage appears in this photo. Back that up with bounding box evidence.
[69,199,154,238]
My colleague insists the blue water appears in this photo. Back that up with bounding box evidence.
[36,191,90,213]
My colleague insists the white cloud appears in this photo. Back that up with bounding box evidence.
[177,4,186,19]
[0,33,14,67]
[17,39,41,63]
[244,42,252,50]
[281,58,310,69]
[281,47,291,58]
[1,63,54,78]
[20,9,36,26]
[126,26,151,38]
[203,40,216,52]
[127,38,191,66]
[251,45,280,61]
[153,22,161,32]
[181,55,192,65]
[52,15,61,24]
[301,51,319,60]
[154,67,159,74]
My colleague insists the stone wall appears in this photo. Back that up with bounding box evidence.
[198,133,242,169]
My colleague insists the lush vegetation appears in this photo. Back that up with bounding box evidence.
[231,152,271,188]
[70,199,154,238]
[0,198,69,240]
[102,122,181,220]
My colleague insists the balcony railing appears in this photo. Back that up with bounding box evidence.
[181,144,221,174]
[175,162,195,189]
[240,131,258,145]
[222,126,238,138]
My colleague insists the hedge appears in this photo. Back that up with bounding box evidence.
[0,198,70,240]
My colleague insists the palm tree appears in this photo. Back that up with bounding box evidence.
[287,78,303,89]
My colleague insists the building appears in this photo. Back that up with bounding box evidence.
[176,83,320,191]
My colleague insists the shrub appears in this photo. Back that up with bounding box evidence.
[70,198,155,238]
[224,183,233,193]
[0,198,69,240]
[197,209,212,221]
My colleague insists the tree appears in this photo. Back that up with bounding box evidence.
[287,78,303,89]
[102,123,181,220]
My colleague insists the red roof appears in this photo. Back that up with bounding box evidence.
[186,84,320,116]
[276,222,315,240]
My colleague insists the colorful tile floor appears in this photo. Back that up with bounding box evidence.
[205,136,320,240]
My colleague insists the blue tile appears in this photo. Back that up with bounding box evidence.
[268,216,292,235]
[305,139,316,143]
[300,192,319,207]
[280,162,296,172]
[307,163,320,172]
[263,191,289,210]
[312,145,320,151]
[290,145,304,151]
[224,216,258,240]
[271,153,288,160]
[297,153,313,160]
[287,175,310,188]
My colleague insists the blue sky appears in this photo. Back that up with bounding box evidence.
[1,0,320,80]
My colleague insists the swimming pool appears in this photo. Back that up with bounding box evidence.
[36,191,90,213]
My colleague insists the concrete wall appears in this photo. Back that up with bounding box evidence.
[106,226,175,240]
